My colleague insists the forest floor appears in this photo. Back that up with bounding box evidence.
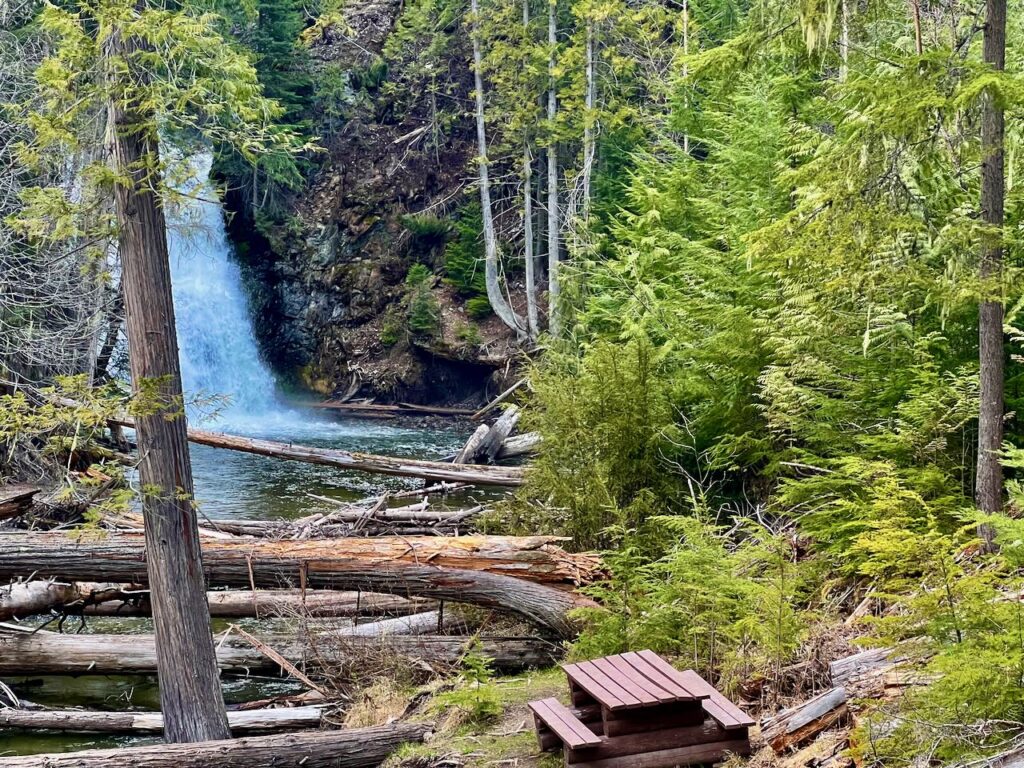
[382,668,565,768]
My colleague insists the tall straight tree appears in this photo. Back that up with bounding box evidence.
[21,0,305,740]
[103,26,230,742]
[470,0,527,335]
[976,0,1007,533]
[547,0,561,336]
[523,0,539,339]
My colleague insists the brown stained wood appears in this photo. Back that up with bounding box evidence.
[0,722,431,768]
[0,705,328,734]
[760,687,848,753]
[528,698,602,749]
[676,669,753,728]
[0,485,38,521]
[110,422,525,487]
[617,652,696,701]
[563,663,633,710]
[563,720,743,763]
[601,701,706,738]
[566,737,751,768]
[588,657,664,707]
[0,631,557,675]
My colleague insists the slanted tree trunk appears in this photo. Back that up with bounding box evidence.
[471,0,526,336]
[546,0,561,335]
[104,27,229,743]
[976,0,1007,541]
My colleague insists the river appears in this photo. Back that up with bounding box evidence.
[0,155,470,756]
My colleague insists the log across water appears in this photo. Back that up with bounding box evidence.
[115,421,525,486]
[0,534,597,636]
[0,630,557,674]
[0,723,431,768]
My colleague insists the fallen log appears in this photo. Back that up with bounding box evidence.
[477,405,521,464]
[1,581,138,622]
[0,705,328,734]
[0,630,558,674]
[496,431,541,459]
[0,533,595,636]
[0,722,431,768]
[168,426,523,486]
[472,378,526,420]
[0,485,38,522]
[86,590,433,618]
[307,401,476,418]
[760,687,848,753]
[454,424,490,464]
[338,609,466,637]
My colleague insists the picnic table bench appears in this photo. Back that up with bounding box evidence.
[529,650,753,767]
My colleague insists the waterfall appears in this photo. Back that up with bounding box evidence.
[167,153,286,431]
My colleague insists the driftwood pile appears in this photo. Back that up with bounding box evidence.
[0,403,583,767]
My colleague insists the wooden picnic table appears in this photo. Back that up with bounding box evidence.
[531,650,754,768]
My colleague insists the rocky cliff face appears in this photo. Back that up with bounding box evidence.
[227,0,519,405]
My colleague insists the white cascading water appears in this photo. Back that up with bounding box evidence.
[166,153,293,432]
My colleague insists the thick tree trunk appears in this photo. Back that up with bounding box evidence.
[976,0,1007,537]
[116,425,525,487]
[0,706,328,735]
[105,28,229,743]
[0,630,558,675]
[0,723,430,768]
[471,0,525,336]
[546,0,560,335]
[0,533,597,636]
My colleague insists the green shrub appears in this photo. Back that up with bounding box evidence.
[404,264,440,339]
[443,201,487,298]
[465,296,493,319]
[431,639,502,723]
[572,515,820,696]
[455,322,482,346]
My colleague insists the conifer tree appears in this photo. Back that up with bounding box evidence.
[17,0,303,741]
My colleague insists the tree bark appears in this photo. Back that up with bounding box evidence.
[0,723,430,768]
[0,533,597,636]
[471,0,526,336]
[0,484,38,521]
[581,18,596,220]
[84,590,433,618]
[760,687,848,753]
[976,0,1007,537]
[523,0,539,339]
[546,0,560,335]
[477,405,522,463]
[0,630,558,675]
[105,26,229,743]
[0,706,327,735]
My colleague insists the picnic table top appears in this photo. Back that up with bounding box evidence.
[561,650,755,729]
[562,650,710,712]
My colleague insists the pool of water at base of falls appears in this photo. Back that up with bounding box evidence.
[1,412,479,756]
